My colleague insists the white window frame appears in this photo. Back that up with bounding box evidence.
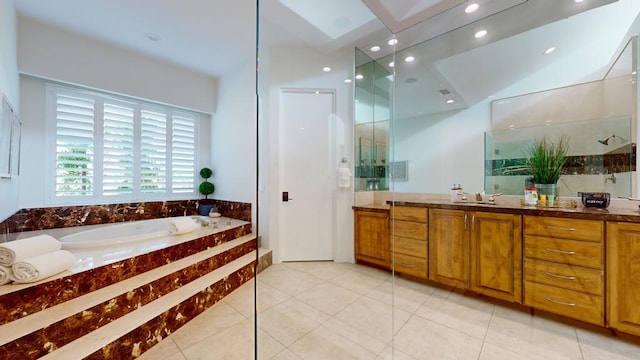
[45,83,200,205]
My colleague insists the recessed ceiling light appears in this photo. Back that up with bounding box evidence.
[344,78,352,83]
[389,61,395,67]
[475,30,487,38]
[465,3,479,14]
[370,45,381,52]
[322,66,332,72]
[404,56,415,63]
[388,39,398,46]
[544,46,556,54]
[355,74,364,80]
[446,99,455,104]
[144,32,161,42]
[575,0,584,3]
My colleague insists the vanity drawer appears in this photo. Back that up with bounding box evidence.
[394,221,427,240]
[524,281,603,326]
[394,237,427,258]
[393,206,428,222]
[394,253,427,279]
[524,236,603,269]
[524,216,603,242]
[524,259,603,295]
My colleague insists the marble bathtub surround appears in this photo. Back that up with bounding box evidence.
[0,223,252,325]
[0,199,252,235]
[0,239,256,359]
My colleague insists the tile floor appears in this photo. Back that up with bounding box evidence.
[140,261,640,359]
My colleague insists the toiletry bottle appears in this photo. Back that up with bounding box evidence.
[451,184,461,203]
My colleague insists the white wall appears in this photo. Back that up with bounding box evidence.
[18,17,218,114]
[211,58,257,224]
[0,1,19,222]
[261,46,355,263]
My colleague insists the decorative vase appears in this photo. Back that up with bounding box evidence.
[198,204,215,216]
[535,183,558,200]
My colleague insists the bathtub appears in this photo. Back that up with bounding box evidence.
[59,216,213,249]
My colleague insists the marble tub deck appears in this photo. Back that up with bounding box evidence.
[0,216,257,359]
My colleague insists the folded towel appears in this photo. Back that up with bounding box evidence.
[338,167,352,188]
[169,218,198,235]
[0,265,12,285]
[0,235,62,266]
[11,250,76,283]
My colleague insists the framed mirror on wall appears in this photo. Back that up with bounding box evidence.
[0,95,16,179]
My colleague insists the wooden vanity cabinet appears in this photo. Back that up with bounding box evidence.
[470,212,522,303]
[606,222,640,336]
[354,209,390,269]
[429,209,469,288]
[523,216,604,326]
[392,206,428,279]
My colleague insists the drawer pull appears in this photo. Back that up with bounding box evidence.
[545,272,576,281]
[399,245,415,250]
[400,263,416,268]
[545,297,576,307]
[398,228,417,232]
[545,225,576,231]
[545,248,576,255]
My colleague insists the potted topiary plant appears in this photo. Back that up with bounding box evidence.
[198,167,216,215]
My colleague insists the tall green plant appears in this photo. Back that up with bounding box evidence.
[525,136,569,184]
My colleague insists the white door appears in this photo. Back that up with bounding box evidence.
[279,90,334,261]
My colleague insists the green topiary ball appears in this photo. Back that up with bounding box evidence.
[199,181,215,196]
[200,167,213,179]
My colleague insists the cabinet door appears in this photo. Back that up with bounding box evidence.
[429,209,469,288]
[607,222,640,336]
[354,210,390,268]
[470,212,522,303]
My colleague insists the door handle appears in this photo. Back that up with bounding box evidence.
[282,192,293,202]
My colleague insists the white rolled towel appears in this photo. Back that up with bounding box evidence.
[0,265,12,285]
[0,235,62,266]
[11,250,76,283]
[169,217,198,235]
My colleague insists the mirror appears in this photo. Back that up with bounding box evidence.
[0,95,15,178]
[360,0,640,197]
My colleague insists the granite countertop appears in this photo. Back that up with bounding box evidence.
[354,198,640,222]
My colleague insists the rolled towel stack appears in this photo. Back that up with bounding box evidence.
[0,234,76,284]
[11,250,76,283]
[169,217,198,235]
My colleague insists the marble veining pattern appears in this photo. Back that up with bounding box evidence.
[85,262,256,360]
[0,241,256,359]
[0,224,252,325]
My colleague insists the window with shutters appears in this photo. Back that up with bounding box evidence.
[48,84,199,204]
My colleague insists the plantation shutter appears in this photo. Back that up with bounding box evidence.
[140,110,168,194]
[102,102,135,196]
[55,93,95,197]
[171,113,196,193]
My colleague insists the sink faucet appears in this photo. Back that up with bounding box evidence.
[605,173,616,184]
[475,192,483,202]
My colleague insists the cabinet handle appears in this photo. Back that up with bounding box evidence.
[545,248,576,255]
[400,263,416,268]
[398,228,417,232]
[545,272,576,280]
[472,214,475,232]
[464,214,468,231]
[545,297,575,307]
[545,225,576,231]
[399,245,415,250]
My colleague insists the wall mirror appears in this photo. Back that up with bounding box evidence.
[0,95,14,179]
[357,0,639,197]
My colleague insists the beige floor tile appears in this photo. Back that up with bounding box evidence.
[180,319,255,360]
[329,268,389,295]
[393,315,484,360]
[414,288,494,339]
[138,336,183,360]
[485,306,583,360]
[576,328,640,360]
[171,300,246,351]
[258,297,331,346]
[270,348,303,360]
[367,281,432,314]
[283,261,357,280]
[478,342,532,360]
[288,321,380,359]
[224,279,290,319]
[351,264,393,281]
[296,281,361,315]
[257,328,287,360]
[335,295,411,343]
[259,264,325,296]
[321,317,388,355]
[377,344,417,360]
